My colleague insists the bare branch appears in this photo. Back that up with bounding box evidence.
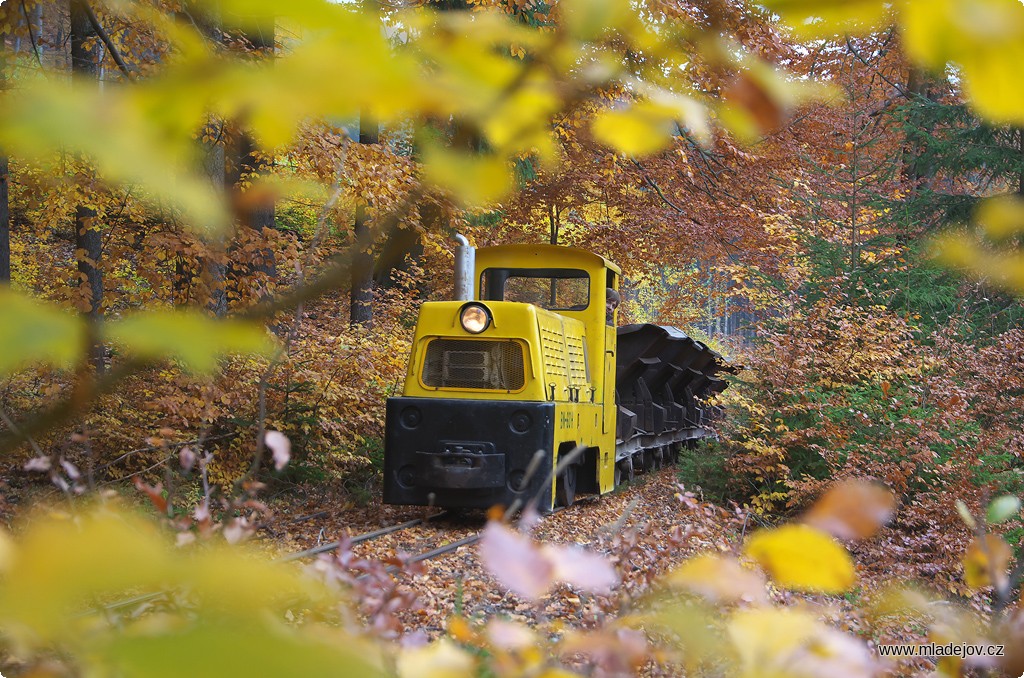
[82,1,134,81]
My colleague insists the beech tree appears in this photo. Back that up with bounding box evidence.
[69,0,105,372]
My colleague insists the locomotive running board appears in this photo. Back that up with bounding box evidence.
[614,427,707,462]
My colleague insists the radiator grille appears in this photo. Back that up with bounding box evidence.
[422,339,525,390]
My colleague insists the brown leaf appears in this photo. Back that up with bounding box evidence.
[723,71,783,134]
[133,477,167,513]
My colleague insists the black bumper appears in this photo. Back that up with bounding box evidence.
[383,398,555,509]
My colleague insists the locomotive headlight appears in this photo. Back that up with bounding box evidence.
[459,303,491,334]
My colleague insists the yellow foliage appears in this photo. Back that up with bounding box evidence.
[0,506,384,676]
[744,525,856,594]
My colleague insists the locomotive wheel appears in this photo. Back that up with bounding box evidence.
[556,463,578,507]
[643,449,656,472]
[652,447,664,470]
[614,456,634,487]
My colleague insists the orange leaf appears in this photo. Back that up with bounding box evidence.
[803,479,896,540]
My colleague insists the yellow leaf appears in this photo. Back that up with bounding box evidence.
[0,528,13,574]
[591,104,676,157]
[104,310,276,373]
[902,0,1024,125]
[0,508,170,639]
[0,80,230,233]
[559,0,632,39]
[102,620,384,678]
[447,616,479,645]
[975,194,1024,241]
[421,145,513,207]
[0,289,86,376]
[744,524,856,593]
[963,534,1013,589]
[932,232,1024,295]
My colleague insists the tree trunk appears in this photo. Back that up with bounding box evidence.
[549,202,560,245]
[223,14,276,303]
[1018,127,1023,197]
[70,0,105,372]
[177,1,228,315]
[350,113,379,329]
[901,65,937,188]
[0,153,9,285]
[1,34,10,284]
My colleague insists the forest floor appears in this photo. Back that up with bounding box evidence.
[0,465,961,676]
[260,467,738,638]
[256,468,945,676]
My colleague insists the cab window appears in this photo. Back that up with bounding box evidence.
[481,268,590,311]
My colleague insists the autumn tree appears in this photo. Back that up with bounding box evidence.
[69,0,105,372]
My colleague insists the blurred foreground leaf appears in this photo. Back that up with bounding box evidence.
[759,0,891,37]
[744,524,856,593]
[0,506,384,677]
[0,289,86,376]
[963,533,1013,589]
[0,80,229,233]
[729,608,875,677]
[902,0,1024,125]
[987,495,1022,525]
[664,554,768,605]
[803,479,895,540]
[104,310,276,373]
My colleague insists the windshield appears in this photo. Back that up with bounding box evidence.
[481,268,590,311]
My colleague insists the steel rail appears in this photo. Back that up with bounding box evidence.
[91,511,449,614]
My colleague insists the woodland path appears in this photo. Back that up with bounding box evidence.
[263,467,737,639]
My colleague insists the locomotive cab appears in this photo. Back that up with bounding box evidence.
[383,244,621,511]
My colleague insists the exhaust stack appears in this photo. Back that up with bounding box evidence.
[453,234,475,301]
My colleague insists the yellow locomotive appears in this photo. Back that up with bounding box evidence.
[382,241,730,511]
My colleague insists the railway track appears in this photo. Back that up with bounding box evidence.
[93,492,599,617]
